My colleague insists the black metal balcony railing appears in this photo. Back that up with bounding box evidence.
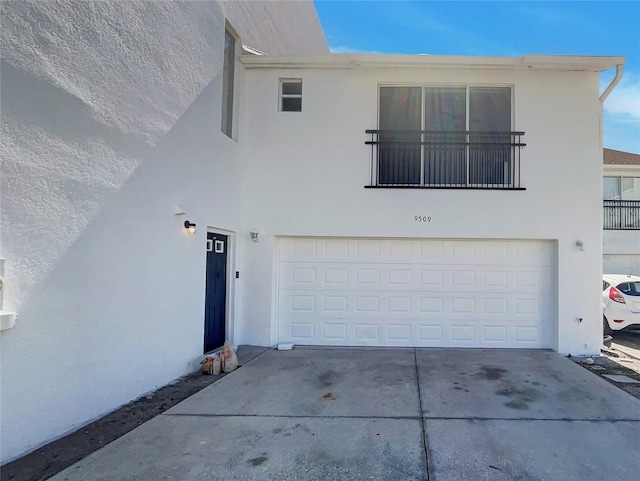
[365,130,526,189]
[604,200,640,230]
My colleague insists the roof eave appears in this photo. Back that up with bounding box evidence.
[240,53,625,72]
[522,54,625,72]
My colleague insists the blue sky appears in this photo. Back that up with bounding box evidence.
[315,0,640,154]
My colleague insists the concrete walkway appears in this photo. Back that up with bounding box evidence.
[50,348,640,481]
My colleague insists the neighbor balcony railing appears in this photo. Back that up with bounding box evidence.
[604,200,640,230]
[365,130,525,189]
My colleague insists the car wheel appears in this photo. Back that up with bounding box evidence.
[603,316,613,336]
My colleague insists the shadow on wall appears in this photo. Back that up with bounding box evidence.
[0,54,235,305]
[0,63,244,462]
[0,60,153,154]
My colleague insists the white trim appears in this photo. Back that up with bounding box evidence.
[241,54,625,72]
[242,44,267,56]
[278,78,303,112]
[271,236,282,347]
[604,165,640,175]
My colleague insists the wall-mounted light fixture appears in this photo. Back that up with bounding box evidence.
[250,229,259,242]
[575,240,585,251]
[184,220,196,234]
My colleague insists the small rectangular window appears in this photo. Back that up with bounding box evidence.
[280,79,302,112]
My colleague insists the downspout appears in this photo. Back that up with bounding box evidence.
[599,64,624,102]
[599,63,623,352]
[599,63,624,154]
[598,63,624,157]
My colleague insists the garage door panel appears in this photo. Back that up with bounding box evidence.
[279,238,554,266]
[280,263,553,293]
[280,290,553,322]
[283,321,546,348]
[290,322,315,340]
[282,321,545,347]
[277,238,555,348]
[281,290,552,317]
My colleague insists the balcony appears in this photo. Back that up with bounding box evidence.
[365,130,525,189]
[604,200,640,230]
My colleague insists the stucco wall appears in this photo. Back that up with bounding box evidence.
[0,0,326,463]
[238,65,603,356]
[603,233,640,256]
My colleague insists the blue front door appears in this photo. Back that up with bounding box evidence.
[204,232,227,352]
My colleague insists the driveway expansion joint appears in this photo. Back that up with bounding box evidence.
[162,413,423,420]
[414,348,431,481]
[161,412,640,422]
[422,416,640,422]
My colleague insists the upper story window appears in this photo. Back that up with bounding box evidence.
[365,85,525,189]
[604,176,640,200]
[279,79,302,112]
[221,26,236,138]
[603,176,640,230]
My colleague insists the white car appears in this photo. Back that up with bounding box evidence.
[603,274,640,335]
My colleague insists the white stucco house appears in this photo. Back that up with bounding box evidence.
[0,0,328,464]
[0,0,625,465]
[603,148,640,274]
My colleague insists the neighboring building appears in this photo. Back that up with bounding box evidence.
[0,0,327,464]
[0,0,624,465]
[603,148,640,274]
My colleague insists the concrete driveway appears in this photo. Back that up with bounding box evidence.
[50,348,640,481]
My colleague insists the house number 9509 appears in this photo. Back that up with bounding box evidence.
[414,216,431,222]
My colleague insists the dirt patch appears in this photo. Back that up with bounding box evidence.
[495,385,541,410]
[1,346,267,481]
[317,392,336,401]
[473,366,507,381]
[572,347,640,402]
[314,370,342,389]
[247,453,268,467]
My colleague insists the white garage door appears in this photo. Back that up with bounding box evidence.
[277,238,556,348]
[603,255,640,275]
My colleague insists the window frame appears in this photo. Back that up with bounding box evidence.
[376,83,516,187]
[376,83,515,134]
[279,78,303,112]
[221,24,238,138]
[604,175,640,201]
